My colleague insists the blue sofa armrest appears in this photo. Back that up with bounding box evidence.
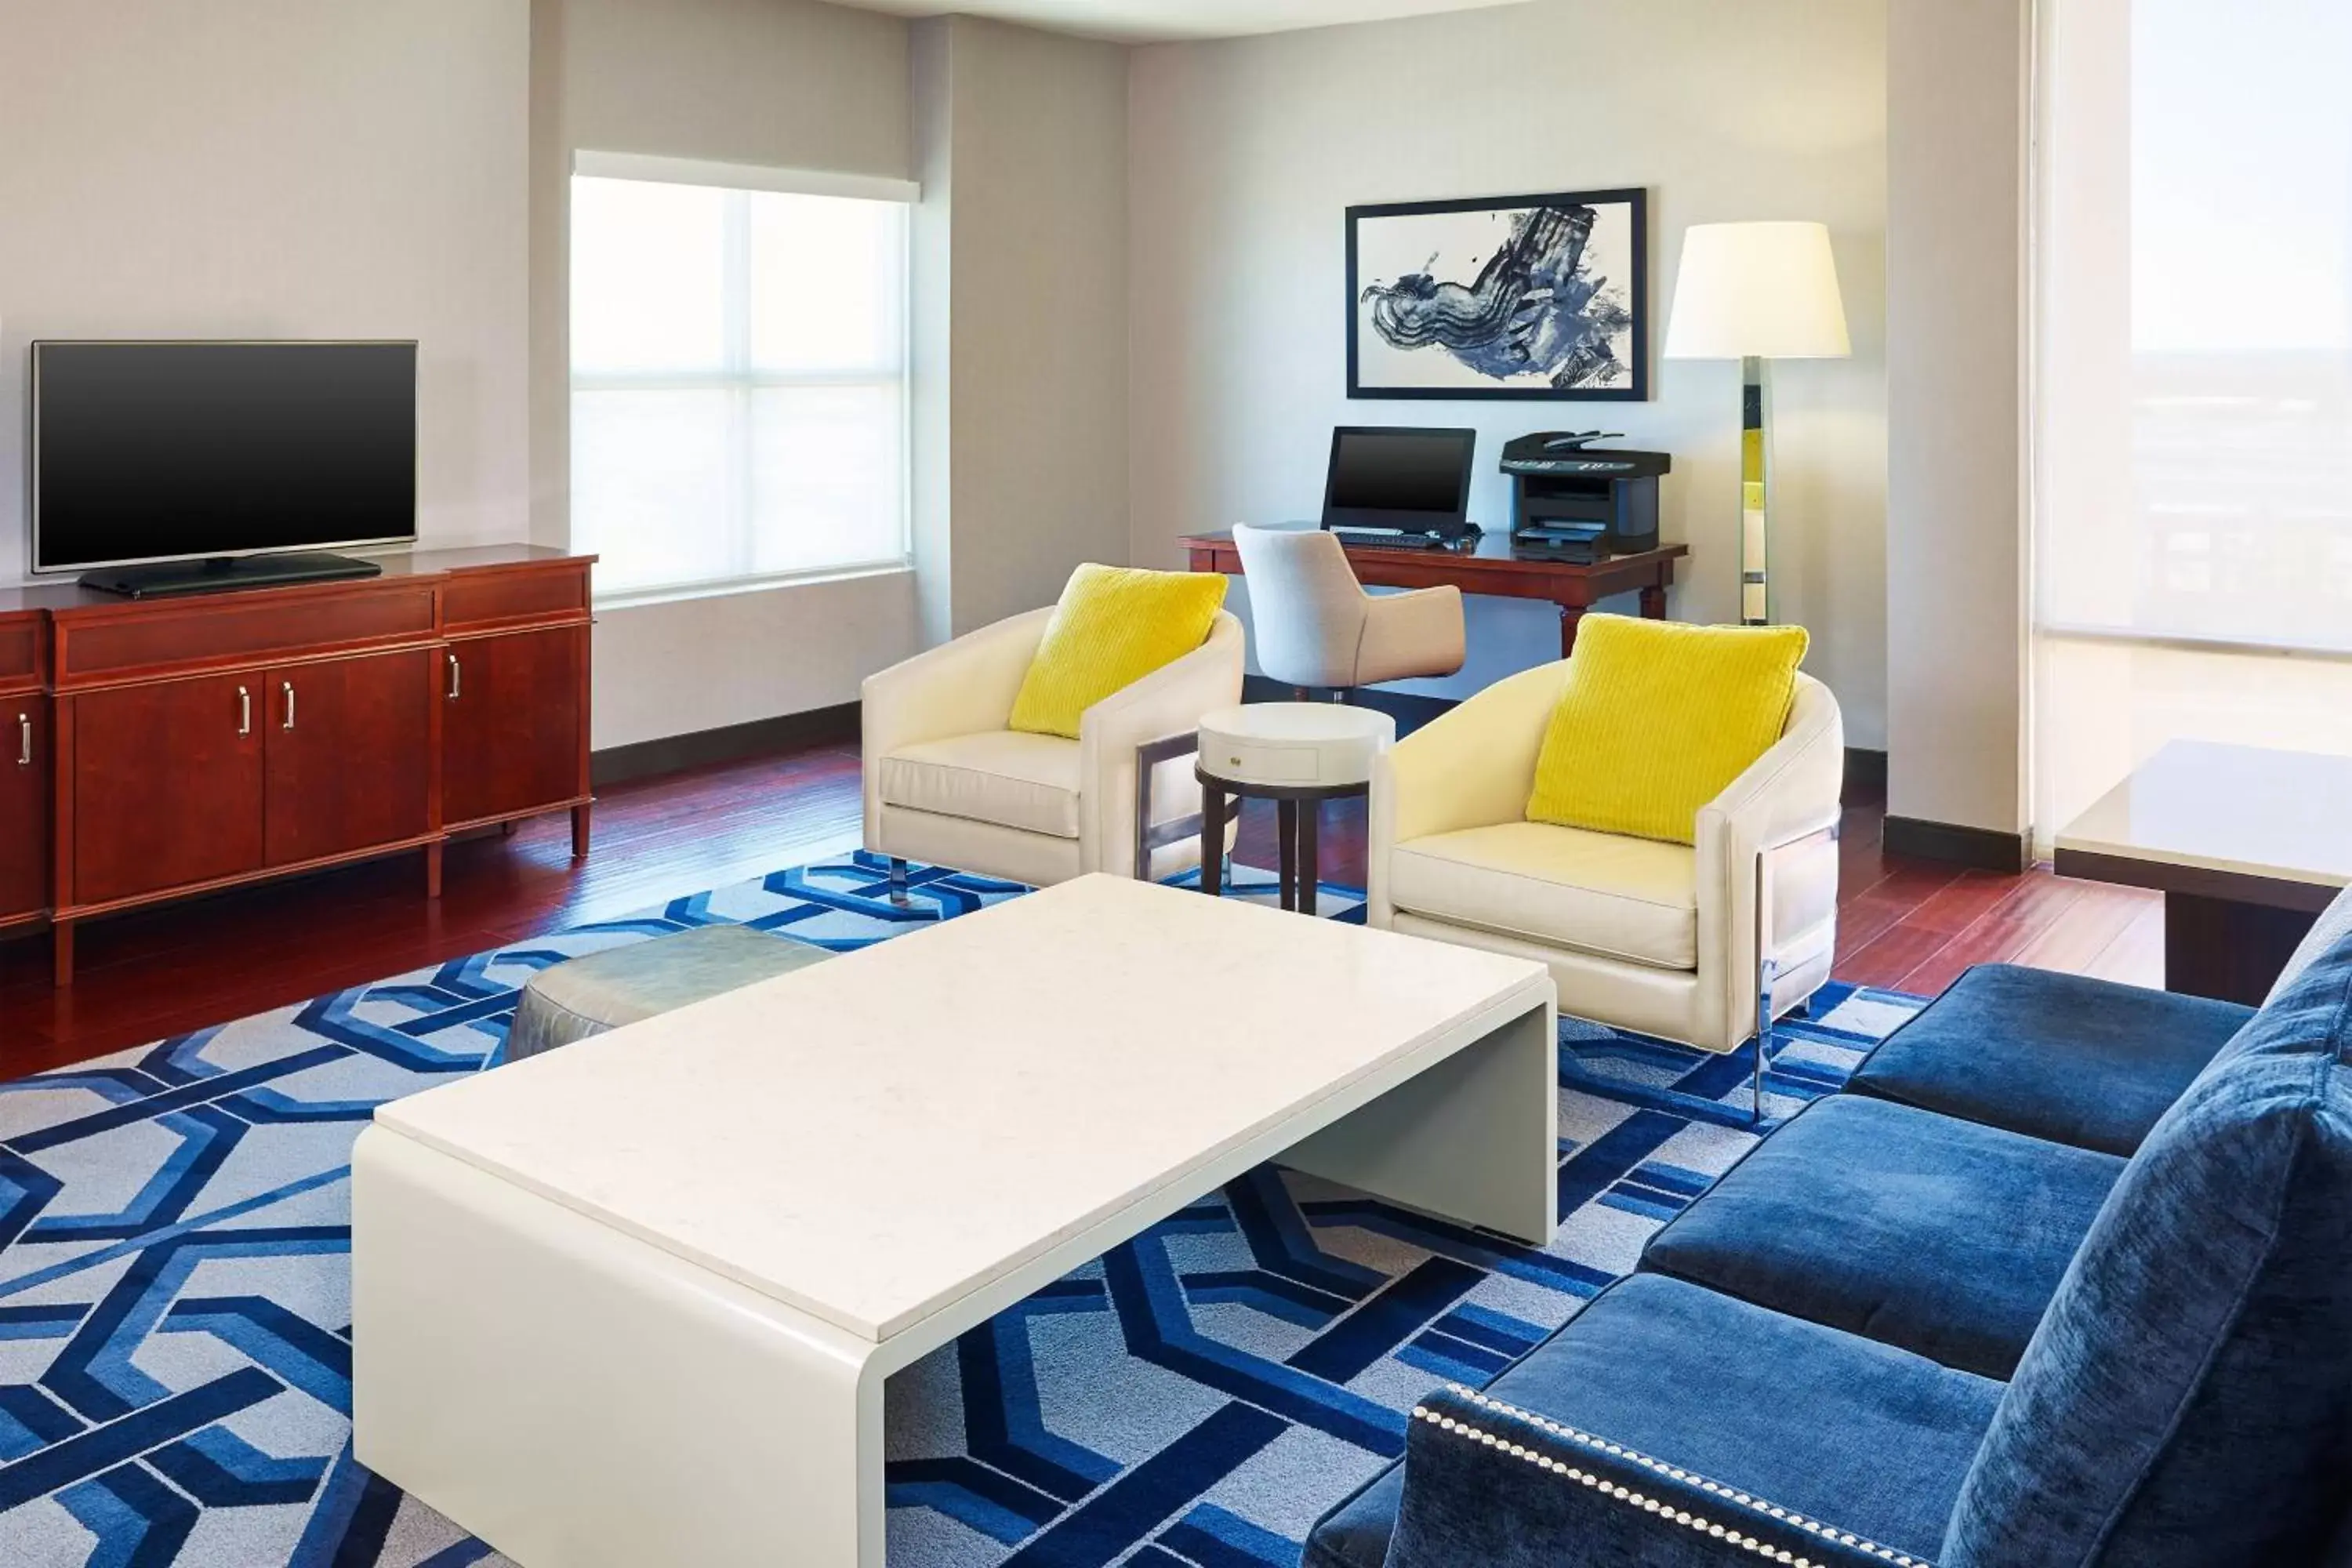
[1384,1385,1936,1568]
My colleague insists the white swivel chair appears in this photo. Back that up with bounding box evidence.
[1368,662,1845,1118]
[862,607,1245,892]
[1232,524,1466,698]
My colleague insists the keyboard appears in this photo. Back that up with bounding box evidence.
[1329,530,1449,551]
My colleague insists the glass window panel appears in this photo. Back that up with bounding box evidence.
[748,193,906,376]
[2032,0,2352,844]
[568,172,909,597]
[746,385,906,575]
[570,177,730,376]
[570,390,738,594]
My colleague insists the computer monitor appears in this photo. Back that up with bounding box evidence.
[1319,426,1479,538]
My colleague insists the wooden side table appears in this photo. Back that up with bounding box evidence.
[1195,703,1394,912]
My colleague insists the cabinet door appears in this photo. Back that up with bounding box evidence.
[0,700,47,920]
[442,626,586,827]
[265,648,434,867]
[72,674,266,907]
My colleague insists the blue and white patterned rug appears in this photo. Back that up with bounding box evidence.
[0,852,1923,1567]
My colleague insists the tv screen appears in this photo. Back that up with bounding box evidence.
[31,341,418,574]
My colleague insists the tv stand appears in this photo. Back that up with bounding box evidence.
[79,550,383,599]
[0,546,597,985]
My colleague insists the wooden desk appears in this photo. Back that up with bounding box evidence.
[1180,526,1686,657]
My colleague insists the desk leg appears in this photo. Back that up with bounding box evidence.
[1559,607,1587,658]
[1200,784,1225,898]
[1639,583,1668,619]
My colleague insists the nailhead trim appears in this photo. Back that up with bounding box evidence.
[1410,1385,1936,1568]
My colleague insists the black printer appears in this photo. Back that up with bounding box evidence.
[1501,433,1671,559]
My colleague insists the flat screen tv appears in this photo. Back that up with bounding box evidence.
[31,340,417,591]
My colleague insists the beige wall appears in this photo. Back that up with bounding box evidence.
[0,0,532,583]
[530,0,924,749]
[1127,0,1890,744]
[911,16,1131,642]
[1885,0,2031,834]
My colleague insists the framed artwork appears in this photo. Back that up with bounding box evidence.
[1347,187,1649,401]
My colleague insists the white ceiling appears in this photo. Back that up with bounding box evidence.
[831,0,1535,44]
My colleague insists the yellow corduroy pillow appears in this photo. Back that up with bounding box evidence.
[1007,564,1228,739]
[1525,615,1809,844]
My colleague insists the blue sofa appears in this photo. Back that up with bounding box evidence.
[1306,926,2352,1567]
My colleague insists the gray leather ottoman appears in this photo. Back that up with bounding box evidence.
[507,924,834,1062]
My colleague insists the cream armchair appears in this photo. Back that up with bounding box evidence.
[862,608,1245,891]
[1369,662,1843,1113]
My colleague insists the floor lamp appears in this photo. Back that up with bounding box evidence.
[1662,222,1850,626]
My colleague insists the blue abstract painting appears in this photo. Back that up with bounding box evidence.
[1349,187,1647,401]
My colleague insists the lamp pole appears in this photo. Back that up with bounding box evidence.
[1741,354,1771,626]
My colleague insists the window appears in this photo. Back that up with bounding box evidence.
[569,168,910,600]
[2032,0,2352,841]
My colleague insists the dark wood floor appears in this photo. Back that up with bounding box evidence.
[0,741,2158,1079]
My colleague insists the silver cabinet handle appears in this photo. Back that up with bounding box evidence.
[238,686,252,736]
[282,681,296,731]
[447,652,462,701]
[15,713,28,768]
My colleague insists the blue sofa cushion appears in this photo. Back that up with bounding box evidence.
[1941,938,2352,1566]
[1847,963,2251,1155]
[1642,1094,2125,1379]
[1334,1272,2002,1568]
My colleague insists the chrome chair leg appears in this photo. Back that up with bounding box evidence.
[887,856,912,908]
[1753,955,1777,1127]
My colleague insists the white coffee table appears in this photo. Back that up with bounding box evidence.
[352,875,1555,1568]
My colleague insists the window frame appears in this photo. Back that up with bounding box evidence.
[567,151,919,608]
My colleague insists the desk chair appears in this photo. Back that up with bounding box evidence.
[1231,524,1465,699]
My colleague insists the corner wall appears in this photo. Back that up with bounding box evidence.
[1127,0,1889,744]
[531,0,924,750]
[0,0,532,583]
[911,16,1132,641]
[1884,0,2031,844]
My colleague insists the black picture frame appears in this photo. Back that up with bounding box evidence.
[1346,187,1650,401]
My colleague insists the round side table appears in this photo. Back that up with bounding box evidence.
[1195,703,1396,912]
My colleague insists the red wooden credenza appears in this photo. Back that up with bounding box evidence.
[0,546,593,984]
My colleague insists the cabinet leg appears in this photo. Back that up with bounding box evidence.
[53,921,74,988]
[572,803,593,860]
[425,842,445,900]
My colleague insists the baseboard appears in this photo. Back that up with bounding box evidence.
[1239,675,1454,737]
[590,702,861,787]
[1843,747,1888,797]
[1882,814,2031,874]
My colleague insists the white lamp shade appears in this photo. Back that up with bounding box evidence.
[1662,220,1851,360]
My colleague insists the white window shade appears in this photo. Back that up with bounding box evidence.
[2032,0,2352,843]
[569,171,910,601]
